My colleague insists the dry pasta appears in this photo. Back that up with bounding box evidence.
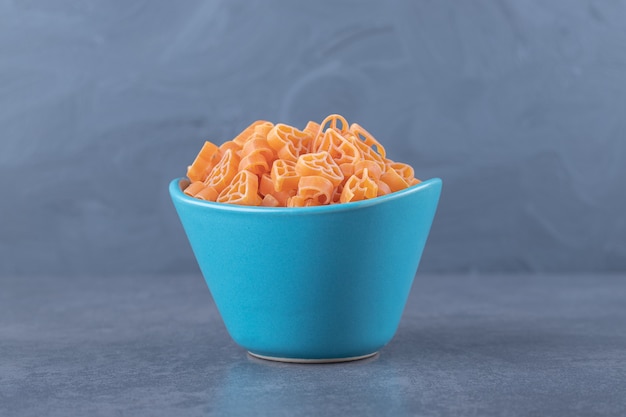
[183,114,421,206]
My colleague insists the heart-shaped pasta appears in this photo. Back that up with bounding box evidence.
[204,149,241,193]
[295,151,344,187]
[271,159,300,192]
[314,129,360,169]
[183,115,420,206]
[350,123,386,159]
[340,168,379,203]
[297,176,334,205]
[217,169,262,206]
[232,120,273,146]
[186,141,219,182]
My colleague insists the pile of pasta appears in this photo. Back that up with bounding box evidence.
[183,114,420,207]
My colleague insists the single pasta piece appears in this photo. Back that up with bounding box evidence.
[386,161,415,182]
[380,164,409,192]
[320,114,349,134]
[340,168,379,203]
[253,121,274,139]
[261,193,281,207]
[271,159,300,192]
[303,121,321,144]
[195,185,219,201]
[295,151,344,187]
[266,124,290,151]
[297,176,334,205]
[204,149,241,193]
[232,120,273,147]
[183,181,207,197]
[388,162,421,185]
[217,169,262,206]
[186,141,219,182]
[349,123,386,159]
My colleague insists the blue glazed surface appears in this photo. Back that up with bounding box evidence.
[169,178,442,360]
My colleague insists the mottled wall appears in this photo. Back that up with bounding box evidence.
[1,0,625,276]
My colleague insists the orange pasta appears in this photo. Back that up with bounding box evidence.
[204,149,241,193]
[252,121,274,140]
[312,114,349,150]
[331,183,344,204]
[242,137,275,162]
[186,141,219,182]
[303,121,321,140]
[346,132,386,173]
[380,165,409,192]
[195,185,219,201]
[386,161,414,182]
[183,114,421,206]
[216,170,262,206]
[297,176,334,205]
[355,159,383,180]
[238,150,270,176]
[350,123,386,159]
[319,114,349,135]
[315,128,360,168]
[267,124,311,162]
[261,193,281,207]
[183,181,219,202]
[232,120,273,147]
[376,179,392,197]
[295,151,344,187]
[272,189,296,206]
[218,140,241,157]
[262,170,296,205]
[271,159,300,192]
[258,174,275,196]
[183,181,207,197]
[340,168,379,203]
[287,195,316,207]
[267,123,311,162]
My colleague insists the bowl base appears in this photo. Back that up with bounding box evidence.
[247,351,378,364]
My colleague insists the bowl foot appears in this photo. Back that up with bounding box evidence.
[247,351,378,364]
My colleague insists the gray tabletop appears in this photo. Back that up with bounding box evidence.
[2,273,625,416]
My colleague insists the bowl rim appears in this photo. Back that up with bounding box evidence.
[170,177,442,215]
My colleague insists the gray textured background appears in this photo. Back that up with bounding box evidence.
[1,0,625,276]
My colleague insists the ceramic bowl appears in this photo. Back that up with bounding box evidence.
[169,177,442,363]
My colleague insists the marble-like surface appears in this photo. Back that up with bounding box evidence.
[2,273,625,416]
[1,1,626,277]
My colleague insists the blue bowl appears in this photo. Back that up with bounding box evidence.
[170,177,442,362]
